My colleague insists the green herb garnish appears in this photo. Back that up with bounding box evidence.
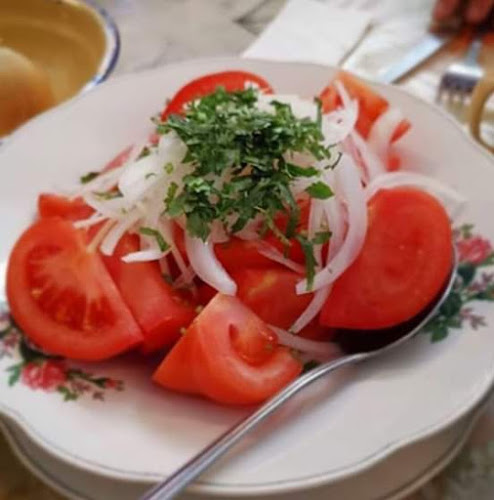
[137,146,152,159]
[94,189,122,200]
[80,172,99,184]
[305,181,334,200]
[313,230,332,245]
[139,227,170,252]
[158,86,333,242]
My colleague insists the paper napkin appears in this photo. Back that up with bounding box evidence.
[243,0,372,66]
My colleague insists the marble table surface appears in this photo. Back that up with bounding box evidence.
[1,1,493,499]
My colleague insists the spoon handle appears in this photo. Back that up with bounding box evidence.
[140,353,364,500]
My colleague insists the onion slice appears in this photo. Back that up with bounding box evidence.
[256,242,305,274]
[367,107,404,162]
[271,326,341,361]
[122,248,169,263]
[297,154,368,293]
[348,131,386,181]
[99,211,141,256]
[184,234,237,295]
[73,213,108,229]
[291,287,331,333]
[365,172,466,219]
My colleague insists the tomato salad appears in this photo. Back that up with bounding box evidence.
[6,70,464,406]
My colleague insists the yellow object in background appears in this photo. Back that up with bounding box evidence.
[470,73,494,154]
[0,47,54,136]
[0,0,109,135]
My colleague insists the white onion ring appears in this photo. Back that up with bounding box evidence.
[367,107,404,162]
[185,234,237,295]
[257,242,305,274]
[82,192,129,218]
[349,131,386,181]
[291,194,346,332]
[99,211,141,256]
[365,172,466,220]
[118,154,162,205]
[297,154,367,293]
[271,326,341,361]
[290,287,331,333]
[122,249,169,263]
[73,213,108,229]
[71,166,124,199]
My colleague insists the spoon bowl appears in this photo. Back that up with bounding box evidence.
[141,248,458,500]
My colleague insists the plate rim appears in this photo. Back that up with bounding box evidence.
[1,394,489,500]
[1,56,494,496]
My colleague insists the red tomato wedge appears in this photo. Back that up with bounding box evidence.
[233,268,312,330]
[320,188,453,330]
[173,197,308,274]
[6,218,143,360]
[153,294,302,405]
[214,236,305,273]
[319,71,411,142]
[102,145,133,172]
[214,197,310,272]
[38,194,93,221]
[161,71,274,120]
[101,233,197,353]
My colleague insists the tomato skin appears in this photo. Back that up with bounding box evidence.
[161,71,273,120]
[233,268,312,329]
[153,294,302,405]
[101,233,197,353]
[102,145,133,172]
[320,188,453,329]
[214,237,304,273]
[215,197,310,272]
[319,71,410,142]
[152,329,198,395]
[6,218,143,361]
[38,194,93,221]
[173,224,305,275]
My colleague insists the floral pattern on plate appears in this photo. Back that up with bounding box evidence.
[0,312,124,401]
[1,223,493,403]
[423,224,494,342]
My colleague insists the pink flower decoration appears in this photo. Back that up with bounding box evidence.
[457,237,492,265]
[103,379,120,389]
[21,360,67,391]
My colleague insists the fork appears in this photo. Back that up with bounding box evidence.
[437,33,484,103]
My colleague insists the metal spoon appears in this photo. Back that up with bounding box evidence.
[141,249,458,500]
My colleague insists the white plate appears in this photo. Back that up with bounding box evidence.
[1,57,494,496]
[2,395,488,500]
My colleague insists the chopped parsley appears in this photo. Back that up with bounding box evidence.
[137,146,152,159]
[94,189,122,200]
[157,86,335,285]
[139,227,170,252]
[305,181,333,200]
[312,230,332,245]
[80,171,99,184]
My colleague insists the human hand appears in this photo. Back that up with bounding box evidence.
[433,0,494,24]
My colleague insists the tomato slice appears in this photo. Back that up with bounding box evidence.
[214,197,310,272]
[161,71,274,120]
[38,194,93,221]
[6,218,143,360]
[102,145,133,172]
[101,233,197,353]
[173,223,306,276]
[233,268,312,329]
[319,71,411,142]
[153,294,302,405]
[320,188,453,329]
